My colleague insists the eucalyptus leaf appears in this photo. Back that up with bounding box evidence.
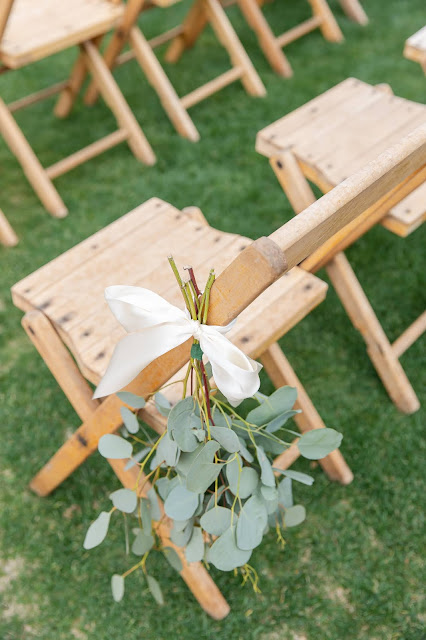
[210,426,240,453]
[175,444,204,476]
[204,361,213,380]
[163,547,183,572]
[146,575,164,606]
[186,441,223,494]
[111,574,124,602]
[109,488,137,514]
[83,511,111,550]
[132,530,154,555]
[207,526,252,571]
[155,392,171,417]
[200,506,233,536]
[120,407,140,434]
[117,391,146,409]
[273,468,315,486]
[236,496,268,551]
[256,445,275,487]
[168,397,200,452]
[284,505,306,527]
[147,488,162,521]
[260,485,278,501]
[265,410,300,433]
[238,437,254,463]
[278,477,293,509]
[124,447,150,471]
[156,477,173,501]
[212,412,232,428]
[226,454,259,499]
[164,485,199,520]
[98,434,133,460]
[247,386,297,425]
[157,433,180,467]
[297,428,343,460]
[185,527,204,563]
[140,497,152,531]
[171,519,193,547]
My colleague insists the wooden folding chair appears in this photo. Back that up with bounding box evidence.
[0,0,155,219]
[404,26,426,74]
[338,0,368,25]
[0,207,18,246]
[60,0,266,143]
[256,78,426,415]
[219,0,343,77]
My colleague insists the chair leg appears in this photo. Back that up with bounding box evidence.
[270,151,420,414]
[54,52,88,118]
[22,310,229,619]
[326,252,420,414]
[81,40,156,165]
[0,208,18,246]
[165,0,209,63]
[236,0,293,77]
[309,0,344,42]
[128,26,200,141]
[338,0,368,25]
[204,0,266,96]
[261,342,353,484]
[0,98,68,217]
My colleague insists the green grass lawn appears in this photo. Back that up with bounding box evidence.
[1,1,425,638]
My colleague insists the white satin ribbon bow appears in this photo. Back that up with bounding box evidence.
[94,286,262,406]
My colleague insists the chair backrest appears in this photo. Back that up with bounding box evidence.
[121,123,425,399]
[0,0,14,43]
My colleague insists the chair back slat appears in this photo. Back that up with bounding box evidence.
[122,124,426,401]
[0,0,14,43]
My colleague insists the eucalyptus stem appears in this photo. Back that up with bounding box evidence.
[185,281,198,320]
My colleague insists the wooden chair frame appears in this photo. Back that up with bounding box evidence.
[219,0,344,77]
[12,126,425,617]
[56,0,266,143]
[0,207,18,246]
[338,0,368,25]
[262,133,425,415]
[0,0,155,219]
[404,26,426,75]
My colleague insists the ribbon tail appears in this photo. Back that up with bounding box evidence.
[199,329,262,407]
[93,323,191,399]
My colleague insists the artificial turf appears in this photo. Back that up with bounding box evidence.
[0,0,425,638]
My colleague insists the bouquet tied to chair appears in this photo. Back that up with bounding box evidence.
[83,257,342,605]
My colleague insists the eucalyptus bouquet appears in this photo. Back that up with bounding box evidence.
[83,258,342,604]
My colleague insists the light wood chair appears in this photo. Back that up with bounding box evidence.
[0,207,18,246]
[11,125,426,616]
[219,0,344,77]
[59,0,266,143]
[0,0,155,218]
[404,26,426,74]
[256,78,426,415]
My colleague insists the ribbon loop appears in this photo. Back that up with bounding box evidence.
[94,286,261,406]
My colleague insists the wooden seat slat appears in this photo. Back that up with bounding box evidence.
[383,181,426,237]
[0,0,124,69]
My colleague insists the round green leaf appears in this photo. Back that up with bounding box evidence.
[185,527,204,563]
[168,397,200,452]
[200,506,232,536]
[247,386,298,425]
[265,410,300,433]
[111,574,124,602]
[236,496,268,551]
[132,529,154,555]
[146,575,164,605]
[155,392,171,417]
[163,546,183,572]
[109,488,137,514]
[171,519,193,547]
[255,446,275,487]
[147,488,162,521]
[157,433,180,467]
[226,454,259,499]
[186,441,222,494]
[278,477,293,509]
[210,426,240,453]
[284,505,306,528]
[83,511,111,549]
[120,407,139,434]
[164,485,199,520]
[297,428,343,460]
[117,391,146,409]
[98,434,133,460]
[207,526,252,571]
[273,468,314,486]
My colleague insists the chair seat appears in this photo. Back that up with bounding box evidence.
[404,26,426,65]
[11,198,327,385]
[0,0,124,69]
[256,78,426,237]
